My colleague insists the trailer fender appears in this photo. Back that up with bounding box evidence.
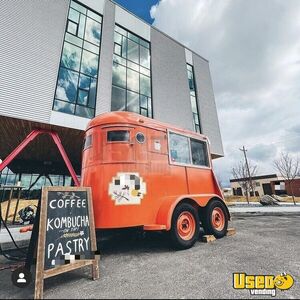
[156,196,199,231]
[156,195,230,231]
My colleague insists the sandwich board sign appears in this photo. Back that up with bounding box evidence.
[34,186,99,299]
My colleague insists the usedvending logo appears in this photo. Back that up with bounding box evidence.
[109,173,146,205]
[233,272,294,297]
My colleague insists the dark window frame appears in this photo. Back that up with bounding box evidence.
[187,63,202,133]
[107,130,130,143]
[52,0,103,119]
[112,23,153,118]
[167,130,211,169]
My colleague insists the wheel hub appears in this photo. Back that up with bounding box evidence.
[212,207,225,231]
[177,212,196,241]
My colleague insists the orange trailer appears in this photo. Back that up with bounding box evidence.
[81,112,230,249]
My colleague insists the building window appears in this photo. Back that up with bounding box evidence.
[187,64,201,133]
[111,25,152,118]
[53,0,102,119]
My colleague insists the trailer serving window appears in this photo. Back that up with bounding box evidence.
[107,130,130,142]
[169,132,191,164]
[168,131,209,168]
[190,139,209,167]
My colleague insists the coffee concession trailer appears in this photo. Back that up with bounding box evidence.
[82,112,230,249]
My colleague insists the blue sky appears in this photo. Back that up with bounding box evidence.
[113,0,159,24]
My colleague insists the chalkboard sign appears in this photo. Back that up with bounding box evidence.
[34,187,99,299]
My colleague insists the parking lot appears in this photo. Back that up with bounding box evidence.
[1,215,299,299]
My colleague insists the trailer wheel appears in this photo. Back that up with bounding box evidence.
[170,203,199,250]
[201,200,228,239]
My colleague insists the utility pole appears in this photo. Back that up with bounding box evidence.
[239,146,253,202]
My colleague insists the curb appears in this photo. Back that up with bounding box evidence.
[1,239,30,252]
[230,211,300,218]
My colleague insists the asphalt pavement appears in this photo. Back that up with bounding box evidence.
[0,215,299,299]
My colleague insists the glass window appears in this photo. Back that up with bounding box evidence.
[55,68,79,102]
[190,139,209,167]
[128,32,140,43]
[87,10,102,23]
[140,46,150,69]
[79,74,91,89]
[169,133,191,164]
[112,62,126,88]
[61,42,81,71]
[187,64,201,133]
[83,134,92,150]
[53,100,75,114]
[78,14,86,39]
[140,39,150,49]
[121,37,127,59]
[127,39,139,64]
[114,43,122,56]
[140,74,151,97]
[76,105,94,118]
[71,0,87,14]
[111,25,152,118]
[78,89,89,105]
[89,78,97,107]
[127,90,139,113]
[65,32,83,47]
[69,8,80,23]
[83,41,99,54]
[140,95,148,109]
[114,32,122,45]
[107,131,130,142]
[81,50,98,77]
[111,86,126,111]
[115,25,127,36]
[53,1,102,119]
[67,21,78,35]
[113,54,126,66]
[190,96,198,114]
[136,132,145,143]
[85,18,101,45]
[127,69,139,93]
[127,60,139,72]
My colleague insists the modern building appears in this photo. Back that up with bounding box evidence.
[230,174,300,197]
[0,0,223,191]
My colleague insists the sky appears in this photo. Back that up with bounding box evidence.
[115,0,300,187]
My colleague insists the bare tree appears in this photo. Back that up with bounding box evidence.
[232,161,258,204]
[273,152,299,205]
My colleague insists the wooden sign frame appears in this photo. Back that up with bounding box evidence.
[34,186,99,299]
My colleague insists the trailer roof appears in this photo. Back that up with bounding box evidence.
[86,111,208,140]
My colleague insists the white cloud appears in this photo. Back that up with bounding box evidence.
[151,0,300,186]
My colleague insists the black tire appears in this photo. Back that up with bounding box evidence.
[169,203,199,250]
[201,200,228,239]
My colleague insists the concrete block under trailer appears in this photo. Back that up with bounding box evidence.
[81,112,230,249]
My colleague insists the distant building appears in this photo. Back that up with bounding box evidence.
[222,188,233,197]
[230,174,300,197]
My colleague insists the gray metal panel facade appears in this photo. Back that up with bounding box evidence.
[151,28,194,131]
[96,0,115,115]
[193,54,224,156]
[0,0,69,123]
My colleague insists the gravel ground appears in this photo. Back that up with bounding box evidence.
[0,215,299,299]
